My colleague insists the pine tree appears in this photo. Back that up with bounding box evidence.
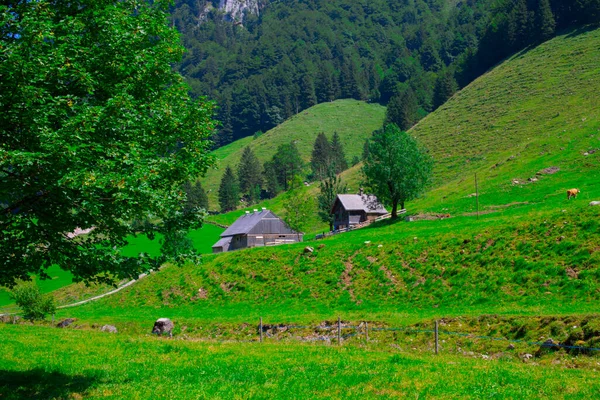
[330,132,348,174]
[183,180,209,214]
[237,146,263,204]
[300,74,317,109]
[386,89,419,131]
[536,0,556,42]
[432,71,458,109]
[218,166,239,212]
[311,132,332,180]
[263,160,281,198]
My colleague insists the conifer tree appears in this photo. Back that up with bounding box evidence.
[237,147,263,204]
[433,71,458,110]
[386,89,420,131]
[300,74,317,109]
[536,0,556,42]
[330,132,348,174]
[183,180,209,214]
[218,166,239,212]
[311,132,332,180]
[263,160,281,198]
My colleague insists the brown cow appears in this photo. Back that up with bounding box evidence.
[567,188,580,200]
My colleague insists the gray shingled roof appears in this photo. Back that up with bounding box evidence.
[220,210,277,237]
[334,194,388,214]
[212,236,232,249]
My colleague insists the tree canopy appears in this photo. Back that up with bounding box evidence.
[362,124,433,219]
[0,1,215,287]
[218,166,239,212]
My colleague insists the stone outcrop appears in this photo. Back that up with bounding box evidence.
[219,0,261,22]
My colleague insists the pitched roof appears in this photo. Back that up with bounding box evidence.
[334,194,388,214]
[220,210,279,237]
[212,236,232,249]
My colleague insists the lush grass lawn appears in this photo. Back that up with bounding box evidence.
[1,324,599,399]
[0,265,73,308]
[0,223,224,308]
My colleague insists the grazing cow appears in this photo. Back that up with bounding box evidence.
[152,318,174,338]
[567,188,580,200]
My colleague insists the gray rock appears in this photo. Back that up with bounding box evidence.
[152,318,174,337]
[57,318,76,328]
[303,246,314,253]
[589,201,600,206]
[100,325,118,333]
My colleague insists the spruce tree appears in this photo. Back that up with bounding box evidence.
[300,74,317,109]
[432,71,458,110]
[263,160,281,198]
[218,166,239,212]
[237,146,263,204]
[330,132,348,174]
[183,180,209,214]
[311,132,332,180]
[386,89,419,131]
[536,0,556,42]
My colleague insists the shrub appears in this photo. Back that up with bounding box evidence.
[10,281,56,321]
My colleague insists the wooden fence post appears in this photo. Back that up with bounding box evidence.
[259,317,263,343]
[475,173,480,220]
[365,321,369,342]
[337,316,341,346]
[435,320,439,355]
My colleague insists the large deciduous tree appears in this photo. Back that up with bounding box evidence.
[0,1,216,287]
[317,171,347,232]
[362,124,433,219]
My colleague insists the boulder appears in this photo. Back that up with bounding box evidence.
[589,201,600,206]
[152,318,174,337]
[100,325,118,333]
[57,318,76,328]
[303,246,314,254]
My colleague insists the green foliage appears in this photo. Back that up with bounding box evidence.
[317,172,347,231]
[283,192,315,236]
[218,166,239,212]
[363,125,433,217]
[183,180,209,214]
[311,133,332,180]
[433,71,458,110]
[270,142,303,192]
[237,147,262,204]
[330,132,348,174]
[386,89,420,131]
[10,281,56,321]
[0,0,216,286]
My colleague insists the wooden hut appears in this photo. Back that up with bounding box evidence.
[212,209,302,253]
[331,193,387,231]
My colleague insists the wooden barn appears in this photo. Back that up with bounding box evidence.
[212,209,302,253]
[331,193,388,231]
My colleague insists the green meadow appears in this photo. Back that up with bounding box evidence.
[1,324,599,399]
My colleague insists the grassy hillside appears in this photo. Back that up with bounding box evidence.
[342,26,600,217]
[202,100,386,208]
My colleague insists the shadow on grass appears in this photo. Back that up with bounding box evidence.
[0,369,97,399]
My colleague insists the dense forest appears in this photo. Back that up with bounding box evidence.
[171,0,600,147]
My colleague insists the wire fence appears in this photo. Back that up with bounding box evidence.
[257,318,600,354]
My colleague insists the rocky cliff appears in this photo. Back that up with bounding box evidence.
[219,0,262,22]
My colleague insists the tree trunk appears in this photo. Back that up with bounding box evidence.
[391,200,398,219]
[329,221,333,232]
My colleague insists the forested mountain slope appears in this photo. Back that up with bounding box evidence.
[172,0,600,145]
